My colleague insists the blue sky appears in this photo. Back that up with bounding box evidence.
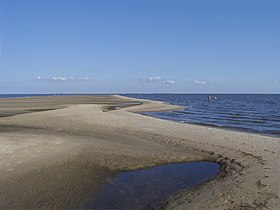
[0,0,279,93]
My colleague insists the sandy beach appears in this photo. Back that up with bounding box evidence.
[0,95,279,209]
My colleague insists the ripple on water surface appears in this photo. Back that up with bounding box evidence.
[84,161,220,209]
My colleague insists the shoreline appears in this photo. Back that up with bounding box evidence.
[140,112,280,139]
[0,95,279,209]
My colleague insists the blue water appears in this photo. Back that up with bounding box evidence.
[124,94,280,137]
[1,94,279,137]
[84,162,220,210]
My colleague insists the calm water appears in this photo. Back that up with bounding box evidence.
[84,162,220,210]
[125,94,280,137]
[1,94,279,136]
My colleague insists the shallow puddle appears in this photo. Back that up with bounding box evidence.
[84,161,220,209]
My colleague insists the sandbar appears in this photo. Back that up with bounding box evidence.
[0,95,279,209]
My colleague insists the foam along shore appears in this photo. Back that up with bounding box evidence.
[0,95,279,209]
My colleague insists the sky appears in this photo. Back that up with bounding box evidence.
[0,0,279,93]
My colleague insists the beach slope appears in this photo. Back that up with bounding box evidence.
[0,95,279,209]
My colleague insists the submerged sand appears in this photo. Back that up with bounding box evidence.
[0,95,279,209]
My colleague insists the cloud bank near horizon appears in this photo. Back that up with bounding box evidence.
[188,79,207,85]
[37,76,91,81]
[142,76,176,84]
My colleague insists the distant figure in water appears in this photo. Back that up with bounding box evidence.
[208,95,217,101]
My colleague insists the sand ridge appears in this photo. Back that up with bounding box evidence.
[0,95,279,209]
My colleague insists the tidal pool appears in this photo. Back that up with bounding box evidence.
[84,161,220,210]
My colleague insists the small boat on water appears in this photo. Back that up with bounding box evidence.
[208,95,218,101]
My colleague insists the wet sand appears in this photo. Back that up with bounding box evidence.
[0,95,279,209]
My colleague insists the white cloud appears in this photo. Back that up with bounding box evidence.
[50,76,91,81]
[163,80,175,84]
[143,76,161,82]
[77,77,90,81]
[188,79,207,85]
[194,80,207,85]
[142,76,175,85]
[37,76,41,80]
[69,77,76,81]
[52,77,68,81]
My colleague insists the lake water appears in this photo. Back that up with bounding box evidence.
[1,94,279,137]
[83,162,220,210]
[124,94,280,137]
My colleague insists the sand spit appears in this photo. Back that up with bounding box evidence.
[0,95,279,209]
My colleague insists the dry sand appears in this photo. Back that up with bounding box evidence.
[0,95,279,209]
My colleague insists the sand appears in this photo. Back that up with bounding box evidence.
[0,95,279,209]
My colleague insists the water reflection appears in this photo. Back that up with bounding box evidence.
[84,161,220,210]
